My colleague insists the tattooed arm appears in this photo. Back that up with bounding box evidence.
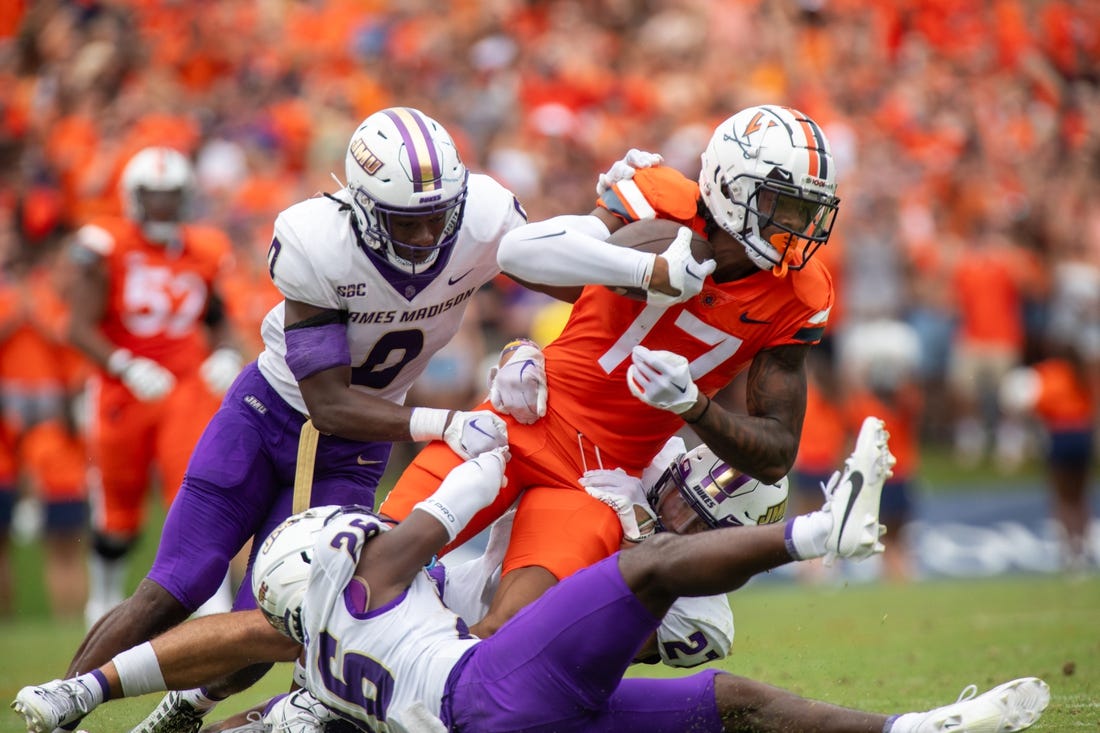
[678,344,809,484]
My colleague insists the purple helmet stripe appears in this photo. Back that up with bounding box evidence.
[383,108,442,193]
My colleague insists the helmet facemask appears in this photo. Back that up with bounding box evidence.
[731,171,838,275]
[349,172,468,275]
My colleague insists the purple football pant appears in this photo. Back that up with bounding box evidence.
[148,362,390,611]
[442,555,724,733]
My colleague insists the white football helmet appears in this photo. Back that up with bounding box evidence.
[252,505,344,643]
[345,107,468,274]
[647,444,788,534]
[698,105,839,274]
[120,146,195,244]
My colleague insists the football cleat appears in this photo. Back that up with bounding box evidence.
[128,690,211,733]
[11,679,95,733]
[911,677,1050,732]
[824,416,896,561]
[265,689,353,733]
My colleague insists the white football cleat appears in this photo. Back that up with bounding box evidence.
[11,679,95,733]
[824,416,896,561]
[910,677,1050,732]
[265,689,341,732]
[129,690,211,733]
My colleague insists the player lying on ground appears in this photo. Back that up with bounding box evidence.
[14,422,1050,733]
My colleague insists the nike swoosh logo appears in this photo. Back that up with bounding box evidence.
[685,264,705,281]
[670,382,689,394]
[837,471,864,539]
[357,456,383,465]
[739,312,772,325]
[448,268,475,286]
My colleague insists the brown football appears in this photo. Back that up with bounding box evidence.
[605,219,713,300]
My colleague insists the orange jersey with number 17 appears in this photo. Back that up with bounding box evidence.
[546,166,835,468]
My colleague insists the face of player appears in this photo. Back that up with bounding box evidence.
[756,187,827,235]
[136,188,185,225]
[385,211,450,264]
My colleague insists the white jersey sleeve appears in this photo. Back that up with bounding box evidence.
[302,513,480,733]
[267,212,341,309]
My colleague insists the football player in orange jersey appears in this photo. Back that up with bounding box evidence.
[66,147,245,628]
[379,104,843,642]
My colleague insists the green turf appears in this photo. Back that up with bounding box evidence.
[2,574,1096,731]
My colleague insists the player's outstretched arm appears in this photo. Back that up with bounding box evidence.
[359,448,510,609]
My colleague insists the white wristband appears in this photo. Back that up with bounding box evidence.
[106,348,134,376]
[409,407,450,442]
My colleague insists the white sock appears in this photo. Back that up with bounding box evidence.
[71,672,107,706]
[112,642,166,697]
[181,687,221,711]
[87,554,126,610]
[784,511,833,560]
[885,712,922,732]
[293,659,308,689]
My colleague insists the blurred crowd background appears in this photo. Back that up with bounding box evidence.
[0,0,1097,617]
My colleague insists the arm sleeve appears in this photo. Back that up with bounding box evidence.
[497,214,655,289]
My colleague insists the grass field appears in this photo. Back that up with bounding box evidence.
[1,573,1097,731]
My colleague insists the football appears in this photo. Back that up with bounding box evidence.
[605,218,713,300]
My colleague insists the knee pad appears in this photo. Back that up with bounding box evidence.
[92,531,137,560]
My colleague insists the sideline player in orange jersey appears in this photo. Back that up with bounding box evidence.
[66,147,245,628]
[380,104,842,640]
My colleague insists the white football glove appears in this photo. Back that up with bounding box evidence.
[579,468,657,542]
[647,227,716,307]
[108,349,175,402]
[416,446,510,541]
[488,343,547,425]
[200,347,244,395]
[443,410,509,460]
[626,345,699,414]
[656,594,734,668]
[596,148,664,197]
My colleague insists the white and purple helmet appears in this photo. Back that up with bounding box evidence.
[647,444,788,534]
[344,107,468,274]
